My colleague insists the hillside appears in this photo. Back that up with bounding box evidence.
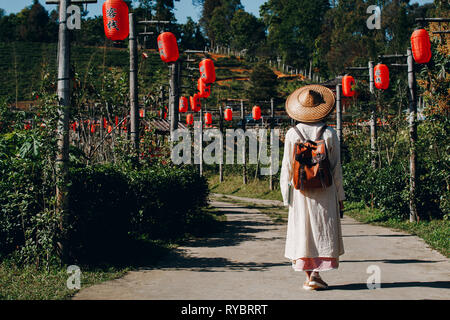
[0,42,309,119]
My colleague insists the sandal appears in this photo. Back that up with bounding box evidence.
[302,278,315,291]
[309,275,328,290]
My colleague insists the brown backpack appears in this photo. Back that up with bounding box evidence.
[292,125,332,191]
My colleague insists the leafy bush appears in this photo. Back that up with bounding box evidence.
[0,100,59,266]
[343,160,409,220]
[65,165,133,265]
[126,164,210,240]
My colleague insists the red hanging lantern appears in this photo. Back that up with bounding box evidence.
[411,29,432,64]
[204,112,212,125]
[90,124,96,133]
[179,97,188,113]
[252,106,261,120]
[374,64,389,90]
[139,109,144,118]
[157,32,179,63]
[102,0,129,41]
[190,94,201,112]
[186,114,194,126]
[103,118,107,129]
[199,59,216,84]
[224,108,233,121]
[115,116,119,127]
[197,78,211,98]
[107,125,112,134]
[342,75,356,97]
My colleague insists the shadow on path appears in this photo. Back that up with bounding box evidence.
[341,259,444,264]
[138,203,286,272]
[343,234,412,238]
[331,281,450,291]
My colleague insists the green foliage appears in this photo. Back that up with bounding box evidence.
[229,10,266,54]
[65,165,133,265]
[199,0,243,47]
[416,114,450,220]
[246,63,278,103]
[0,97,59,267]
[261,0,330,68]
[125,164,210,240]
[343,160,409,219]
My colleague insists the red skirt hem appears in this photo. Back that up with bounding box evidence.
[292,257,339,272]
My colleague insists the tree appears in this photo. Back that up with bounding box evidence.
[0,13,19,42]
[230,10,266,54]
[199,0,243,47]
[246,63,278,103]
[261,0,330,69]
[18,1,51,42]
[179,17,207,50]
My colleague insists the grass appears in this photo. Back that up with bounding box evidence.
[208,173,450,258]
[212,194,288,224]
[208,172,283,202]
[0,262,127,300]
[0,205,225,300]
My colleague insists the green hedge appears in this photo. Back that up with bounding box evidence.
[343,159,447,221]
[126,165,209,240]
[1,153,210,265]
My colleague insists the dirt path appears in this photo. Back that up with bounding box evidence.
[73,195,450,300]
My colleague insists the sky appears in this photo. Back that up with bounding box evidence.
[0,0,435,24]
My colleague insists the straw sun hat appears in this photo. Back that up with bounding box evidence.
[285,85,336,123]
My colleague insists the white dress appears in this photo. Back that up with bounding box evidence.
[280,122,345,264]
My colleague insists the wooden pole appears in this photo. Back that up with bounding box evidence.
[199,107,203,177]
[269,98,274,191]
[368,61,377,169]
[129,13,139,153]
[219,105,224,183]
[336,83,342,144]
[407,48,418,222]
[169,61,180,140]
[56,0,70,261]
[241,100,247,185]
[160,85,165,119]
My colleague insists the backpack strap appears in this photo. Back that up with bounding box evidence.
[315,124,328,141]
[292,125,306,142]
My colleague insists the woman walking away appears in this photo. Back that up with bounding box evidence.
[280,84,345,291]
